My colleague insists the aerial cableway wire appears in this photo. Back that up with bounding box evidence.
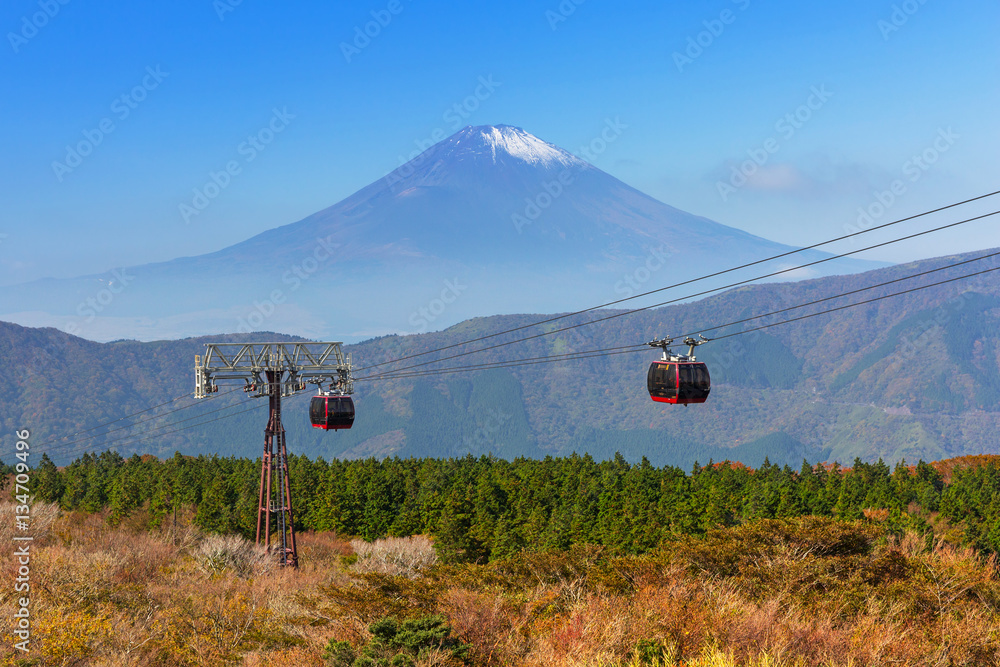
[705,264,1000,342]
[30,393,278,464]
[48,391,194,441]
[355,189,1000,373]
[30,390,259,461]
[354,252,1000,381]
[44,386,247,450]
[50,391,317,464]
[356,208,1000,380]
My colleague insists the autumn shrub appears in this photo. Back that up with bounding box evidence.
[24,604,113,666]
[244,646,327,667]
[459,544,621,596]
[193,533,274,578]
[352,536,437,578]
[439,588,529,666]
[299,531,355,566]
[319,571,444,623]
[0,500,59,544]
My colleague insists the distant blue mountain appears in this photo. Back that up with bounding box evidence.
[0,125,884,342]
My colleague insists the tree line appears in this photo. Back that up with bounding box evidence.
[12,451,1000,560]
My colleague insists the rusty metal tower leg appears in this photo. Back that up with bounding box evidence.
[275,424,298,568]
[255,430,271,549]
[256,370,298,568]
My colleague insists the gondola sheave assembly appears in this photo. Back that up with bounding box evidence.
[647,336,711,405]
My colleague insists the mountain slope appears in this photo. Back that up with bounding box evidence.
[4,248,997,467]
[0,125,882,342]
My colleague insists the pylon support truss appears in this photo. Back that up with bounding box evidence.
[195,342,353,398]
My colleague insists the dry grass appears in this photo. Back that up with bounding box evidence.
[192,533,274,578]
[351,535,437,578]
[0,514,998,666]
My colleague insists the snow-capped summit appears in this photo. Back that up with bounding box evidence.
[381,125,591,192]
[446,125,588,169]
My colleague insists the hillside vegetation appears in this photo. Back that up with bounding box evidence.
[3,248,1000,466]
[2,500,1000,665]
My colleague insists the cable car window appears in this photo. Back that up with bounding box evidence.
[309,398,325,424]
[678,363,711,400]
[647,362,677,399]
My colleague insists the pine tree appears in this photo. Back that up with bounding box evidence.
[34,453,63,502]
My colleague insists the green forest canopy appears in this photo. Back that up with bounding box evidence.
[12,451,1000,562]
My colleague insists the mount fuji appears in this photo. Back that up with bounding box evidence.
[2,125,883,341]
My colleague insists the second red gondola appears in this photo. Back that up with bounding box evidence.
[646,335,711,405]
[647,360,711,404]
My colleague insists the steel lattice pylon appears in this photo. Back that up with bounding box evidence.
[195,342,353,568]
[258,370,297,566]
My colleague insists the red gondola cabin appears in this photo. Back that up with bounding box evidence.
[309,394,355,430]
[647,360,711,405]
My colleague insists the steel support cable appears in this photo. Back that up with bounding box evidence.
[41,386,247,451]
[356,253,1000,381]
[681,250,1000,341]
[53,401,270,459]
[355,189,1000,373]
[33,392,263,461]
[706,265,1000,342]
[78,392,310,460]
[356,345,647,381]
[358,348,648,381]
[361,209,1000,380]
[45,391,193,441]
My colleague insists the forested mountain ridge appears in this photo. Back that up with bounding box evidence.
[3,247,999,466]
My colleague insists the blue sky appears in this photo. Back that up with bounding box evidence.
[1,0,997,285]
